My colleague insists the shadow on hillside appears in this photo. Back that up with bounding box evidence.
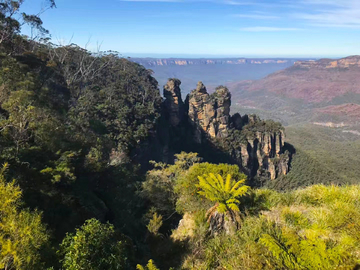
[144,234,190,270]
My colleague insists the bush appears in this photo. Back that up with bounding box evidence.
[0,164,49,270]
[59,218,130,270]
[141,152,202,215]
[174,162,247,214]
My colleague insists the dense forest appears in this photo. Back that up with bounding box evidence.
[0,1,360,269]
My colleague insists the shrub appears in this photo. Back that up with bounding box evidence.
[0,164,49,270]
[174,162,246,214]
[59,218,129,270]
[141,152,201,215]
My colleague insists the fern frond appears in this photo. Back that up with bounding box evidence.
[226,198,239,205]
[210,173,223,190]
[198,175,222,200]
[198,175,217,192]
[217,174,225,191]
[198,176,216,193]
[260,234,287,260]
[227,203,240,212]
[224,174,232,193]
[217,202,228,213]
[232,185,250,198]
[229,179,246,193]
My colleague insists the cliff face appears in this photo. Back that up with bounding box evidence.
[244,129,289,180]
[162,79,291,181]
[188,82,231,143]
[130,58,299,67]
[163,79,185,126]
[294,56,360,70]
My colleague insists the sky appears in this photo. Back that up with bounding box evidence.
[20,0,360,58]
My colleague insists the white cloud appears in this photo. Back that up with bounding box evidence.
[294,0,360,28]
[240,26,302,32]
[298,0,353,7]
[118,0,360,29]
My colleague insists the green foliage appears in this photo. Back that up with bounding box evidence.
[136,259,160,270]
[141,152,201,215]
[68,53,162,153]
[0,163,49,270]
[267,124,360,190]
[59,218,129,270]
[0,0,55,53]
[40,151,79,184]
[244,117,284,133]
[84,142,108,172]
[180,184,360,269]
[3,3,360,269]
[180,215,269,269]
[197,173,249,214]
[0,14,163,268]
[259,224,354,270]
[174,162,246,214]
[147,212,163,236]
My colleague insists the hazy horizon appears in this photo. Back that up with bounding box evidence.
[123,53,326,59]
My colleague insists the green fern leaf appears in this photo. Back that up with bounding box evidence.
[224,174,232,193]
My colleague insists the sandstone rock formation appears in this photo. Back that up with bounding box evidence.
[163,79,185,126]
[162,79,292,182]
[188,82,231,143]
[244,130,289,179]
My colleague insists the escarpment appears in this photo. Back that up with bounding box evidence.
[156,79,292,183]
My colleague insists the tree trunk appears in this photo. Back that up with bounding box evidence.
[207,204,241,235]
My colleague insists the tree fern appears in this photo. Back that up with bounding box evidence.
[197,173,249,214]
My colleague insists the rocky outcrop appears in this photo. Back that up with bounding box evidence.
[213,86,231,138]
[163,79,185,126]
[188,82,231,143]
[161,79,292,182]
[188,82,215,143]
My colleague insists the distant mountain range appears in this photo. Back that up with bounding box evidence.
[130,58,313,94]
[130,55,360,130]
[130,57,311,67]
[228,55,360,128]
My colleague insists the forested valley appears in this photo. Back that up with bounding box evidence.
[1,1,360,269]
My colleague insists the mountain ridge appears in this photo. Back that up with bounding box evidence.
[228,55,360,127]
[130,57,312,67]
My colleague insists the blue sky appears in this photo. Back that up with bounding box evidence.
[21,0,360,57]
